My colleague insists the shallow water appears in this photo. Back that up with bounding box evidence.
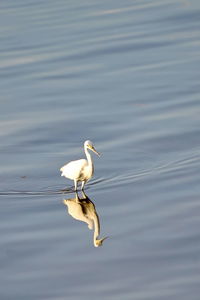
[1,0,200,299]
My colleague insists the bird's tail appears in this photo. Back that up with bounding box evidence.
[60,167,64,176]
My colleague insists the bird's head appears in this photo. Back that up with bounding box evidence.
[84,140,100,157]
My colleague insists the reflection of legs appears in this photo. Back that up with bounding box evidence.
[75,192,80,203]
[81,190,86,199]
[74,180,78,191]
[81,181,85,190]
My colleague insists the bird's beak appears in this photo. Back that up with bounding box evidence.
[91,146,101,157]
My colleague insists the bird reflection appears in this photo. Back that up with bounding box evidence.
[63,191,107,247]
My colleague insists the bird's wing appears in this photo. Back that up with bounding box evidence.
[60,159,88,179]
[60,159,87,171]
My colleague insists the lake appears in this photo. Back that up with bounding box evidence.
[0,0,200,299]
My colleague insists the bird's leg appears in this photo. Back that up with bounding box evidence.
[81,181,85,191]
[74,180,78,191]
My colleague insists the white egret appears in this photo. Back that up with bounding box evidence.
[60,140,100,191]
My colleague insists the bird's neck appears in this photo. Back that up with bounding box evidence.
[85,147,93,167]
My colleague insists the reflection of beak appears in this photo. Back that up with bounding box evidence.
[91,146,101,157]
[94,236,108,247]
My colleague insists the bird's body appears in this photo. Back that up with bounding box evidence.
[60,140,100,191]
[61,159,93,182]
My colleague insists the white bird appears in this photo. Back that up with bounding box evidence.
[60,140,100,191]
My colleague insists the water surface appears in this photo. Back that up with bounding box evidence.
[1,0,200,299]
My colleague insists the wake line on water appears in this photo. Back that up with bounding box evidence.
[0,190,67,196]
[0,179,104,196]
[100,152,200,189]
[1,152,199,196]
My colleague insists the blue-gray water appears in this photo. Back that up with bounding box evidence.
[1,0,200,299]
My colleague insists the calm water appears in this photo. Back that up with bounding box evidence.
[1,0,200,299]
